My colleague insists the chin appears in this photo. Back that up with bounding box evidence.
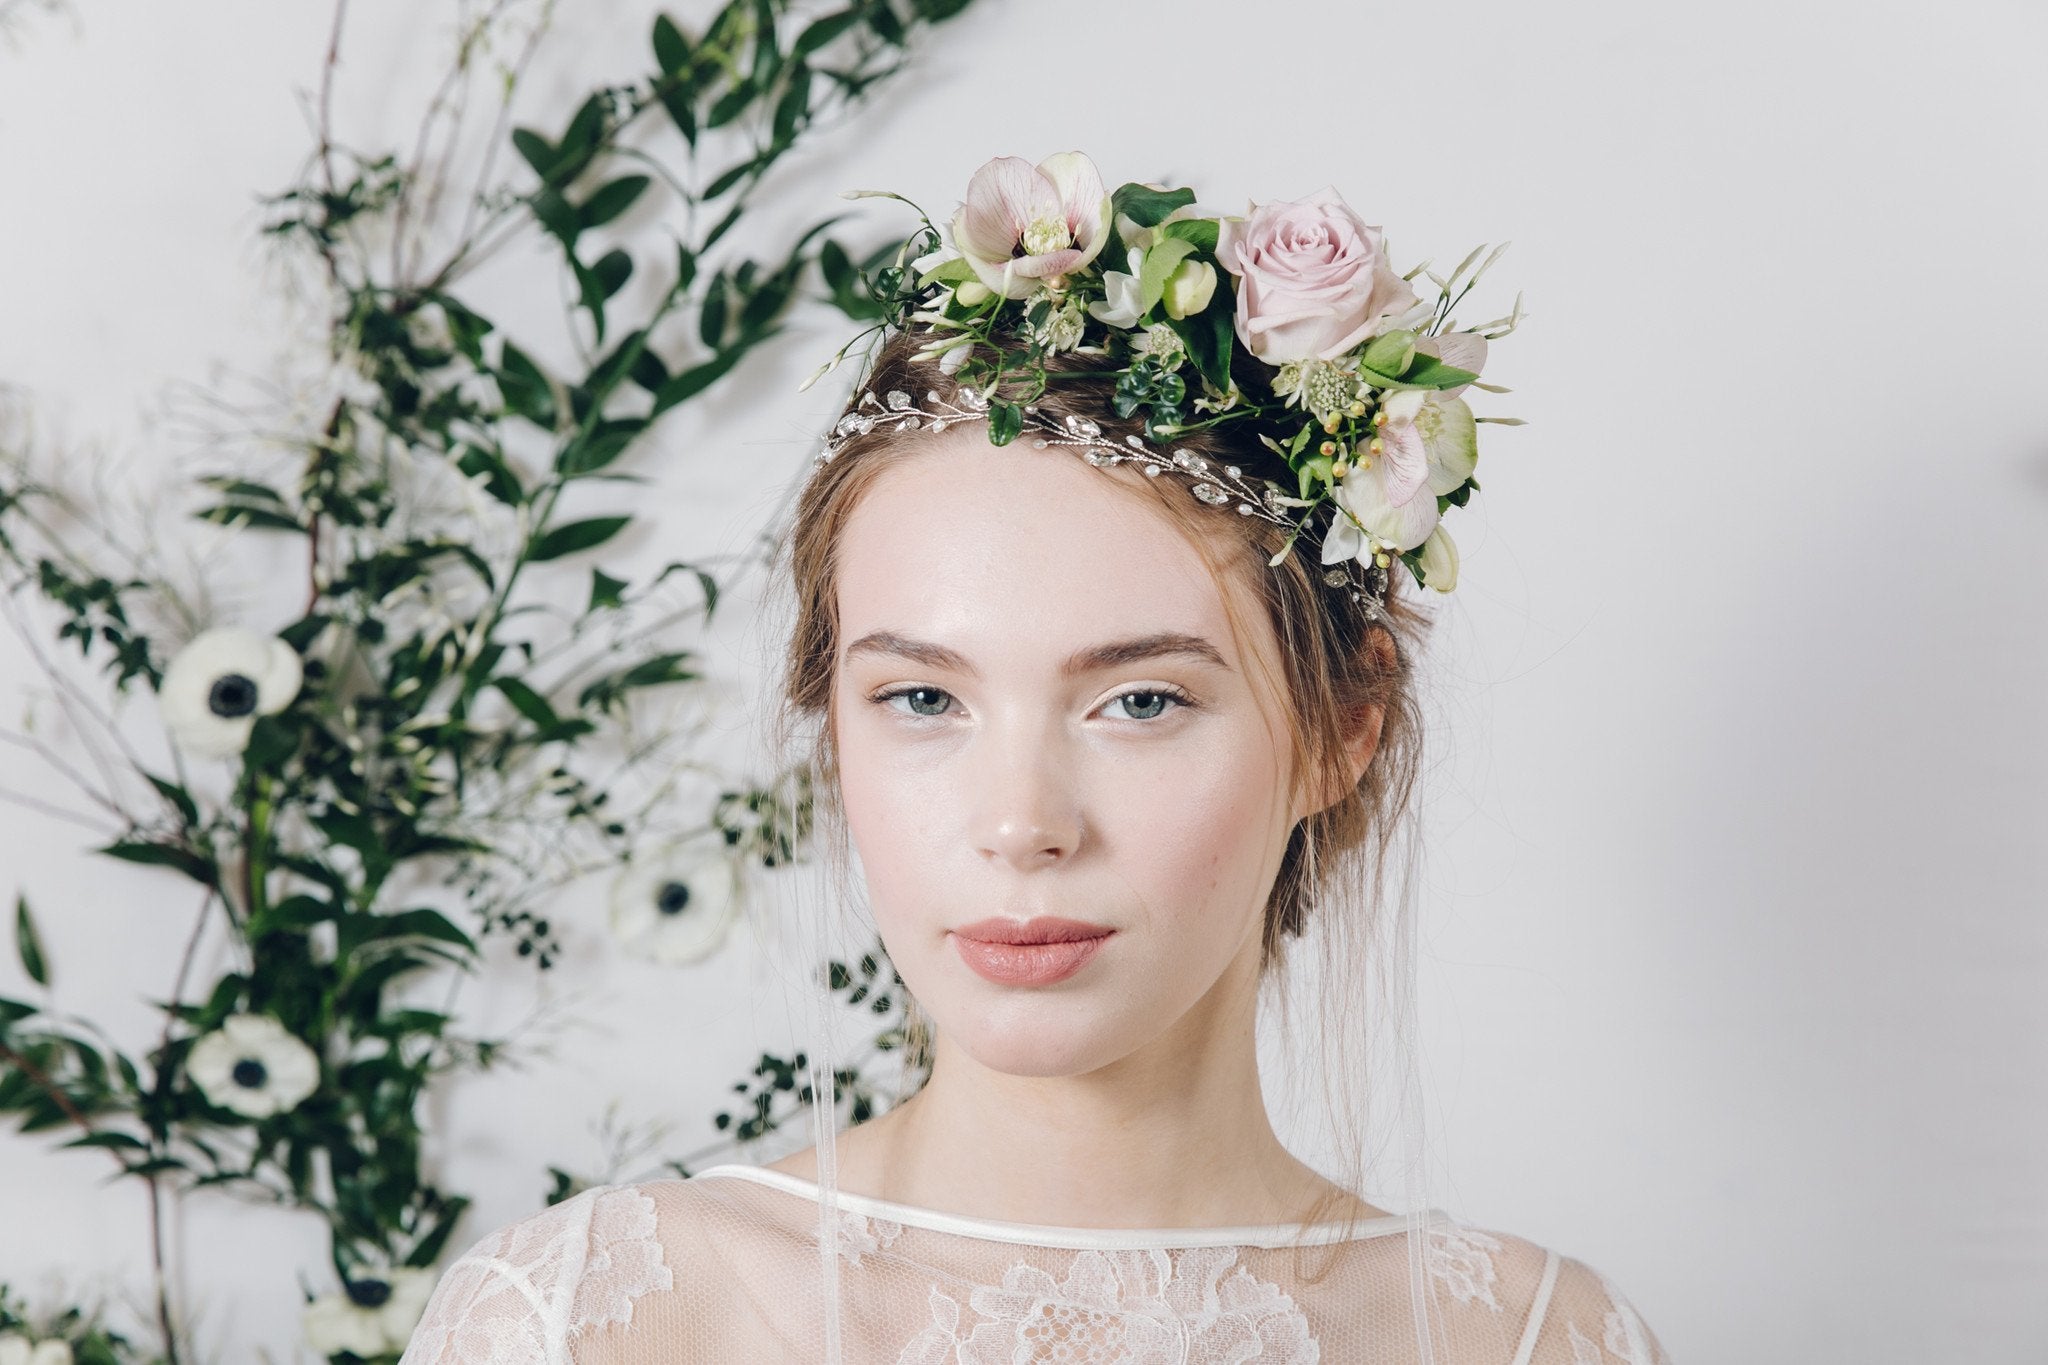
[942,1001,1125,1078]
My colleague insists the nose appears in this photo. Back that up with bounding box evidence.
[969,724,1082,871]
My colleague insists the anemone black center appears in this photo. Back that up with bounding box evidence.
[209,673,259,718]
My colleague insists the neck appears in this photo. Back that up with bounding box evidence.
[832,946,1345,1230]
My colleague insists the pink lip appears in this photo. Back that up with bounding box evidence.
[950,917,1116,987]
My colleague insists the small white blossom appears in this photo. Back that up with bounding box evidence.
[0,1334,75,1365]
[1130,324,1187,369]
[403,302,455,355]
[303,1268,437,1359]
[608,839,743,966]
[186,1013,321,1119]
[1036,300,1086,353]
[158,627,304,759]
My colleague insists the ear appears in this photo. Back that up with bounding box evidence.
[1295,626,1397,823]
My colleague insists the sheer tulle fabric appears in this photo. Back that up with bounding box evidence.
[396,1165,1672,1364]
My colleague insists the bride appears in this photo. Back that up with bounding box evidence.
[397,152,1673,1363]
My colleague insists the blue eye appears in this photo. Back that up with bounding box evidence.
[869,685,1195,723]
[1103,688,1187,721]
[877,685,952,718]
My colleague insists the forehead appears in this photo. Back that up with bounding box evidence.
[834,425,1242,658]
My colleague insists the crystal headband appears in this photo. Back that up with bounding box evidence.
[817,385,1390,618]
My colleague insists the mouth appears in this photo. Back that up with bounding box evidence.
[950,917,1115,987]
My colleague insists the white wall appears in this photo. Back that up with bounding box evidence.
[2,1,2044,1360]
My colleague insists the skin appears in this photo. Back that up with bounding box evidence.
[767,423,1388,1230]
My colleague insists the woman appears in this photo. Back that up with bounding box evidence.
[398,153,1673,1363]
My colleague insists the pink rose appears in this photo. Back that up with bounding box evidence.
[1215,187,1421,364]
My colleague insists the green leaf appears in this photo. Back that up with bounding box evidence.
[338,908,478,961]
[61,1130,149,1153]
[772,62,813,144]
[15,895,47,987]
[866,0,906,44]
[1136,236,1197,317]
[705,78,756,129]
[558,422,642,477]
[659,80,698,145]
[915,255,977,287]
[652,13,691,73]
[493,676,561,730]
[456,443,527,506]
[591,249,634,299]
[145,772,200,826]
[737,276,792,336]
[511,128,555,179]
[1160,217,1220,254]
[987,400,1022,446]
[750,0,780,84]
[528,516,632,562]
[793,9,859,54]
[497,342,557,428]
[699,275,729,348]
[589,568,628,611]
[556,93,607,180]
[674,242,699,294]
[97,840,218,888]
[580,176,651,230]
[703,157,758,201]
[651,347,748,415]
[1111,182,1196,228]
[530,186,580,244]
[1180,288,1234,393]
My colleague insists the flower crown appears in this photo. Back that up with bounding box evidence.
[802,151,1525,615]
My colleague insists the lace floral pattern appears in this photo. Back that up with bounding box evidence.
[1564,1269,1667,1365]
[1424,1226,1506,1311]
[891,1246,1317,1364]
[836,1210,907,1266]
[399,1184,672,1364]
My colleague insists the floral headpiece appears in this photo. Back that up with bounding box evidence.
[802,151,1525,615]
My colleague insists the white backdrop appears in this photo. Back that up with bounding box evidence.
[2,1,2044,1360]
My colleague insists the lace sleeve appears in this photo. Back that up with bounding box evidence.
[1512,1250,1674,1365]
[396,1183,676,1365]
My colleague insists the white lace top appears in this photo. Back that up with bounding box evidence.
[395,1164,1673,1363]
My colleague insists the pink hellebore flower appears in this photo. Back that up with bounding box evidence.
[949,152,1113,301]
[1323,389,1479,557]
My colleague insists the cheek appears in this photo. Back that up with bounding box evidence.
[1113,732,1286,926]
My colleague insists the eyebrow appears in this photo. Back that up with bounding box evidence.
[841,629,1232,679]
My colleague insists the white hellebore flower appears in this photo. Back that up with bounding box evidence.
[608,840,743,966]
[0,1334,74,1365]
[1327,388,1479,556]
[158,627,304,759]
[303,1268,438,1359]
[187,1013,321,1119]
[1415,522,1460,592]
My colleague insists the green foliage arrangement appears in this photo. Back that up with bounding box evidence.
[0,1,969,1360]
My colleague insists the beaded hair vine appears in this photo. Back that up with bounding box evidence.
[801,150,1527,617]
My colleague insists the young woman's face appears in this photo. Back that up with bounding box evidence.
[831,427,1301,1079]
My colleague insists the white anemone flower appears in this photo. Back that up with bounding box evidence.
[608,840,743,966]
[158,627,303,759]
[0,1334,74,1365]
[1328,389,1479,554]
[303,1268,437,1359]
[186,1013,321,1119]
